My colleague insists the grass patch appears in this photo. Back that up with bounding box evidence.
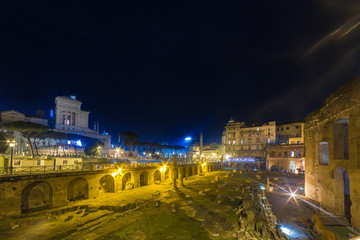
[327,226,354,240]
[96,204,210,240]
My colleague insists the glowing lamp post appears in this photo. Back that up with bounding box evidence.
[8,140,16,175]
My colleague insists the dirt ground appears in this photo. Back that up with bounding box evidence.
[0,170,356,240]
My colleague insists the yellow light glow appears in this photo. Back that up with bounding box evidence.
[112,172,118,177]
[118,168,122,173]
[160,165,167,172]
[202,162,206,167]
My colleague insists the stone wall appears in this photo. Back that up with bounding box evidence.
[0,162,220,216]
[305,77,360,230]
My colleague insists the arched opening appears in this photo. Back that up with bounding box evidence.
[188,166,193,176]
[99,175,115,193]
[67,178,88,202]
[21,181,52,214]
[183,167,187,178]
[334,167,352,222]
[154,170,161,184]
[122,172,133,190]
[140,171,149,186]
[199,166,203,174]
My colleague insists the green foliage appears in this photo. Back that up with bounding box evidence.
[84,141,104,156]
[3,121,49,157]
[3,121,49,134]
[0,132,8,153]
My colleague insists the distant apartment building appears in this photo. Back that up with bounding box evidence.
[224,119,276,159]
[266,144,305,173]
[276,121,304,144]
[0,110,48,127]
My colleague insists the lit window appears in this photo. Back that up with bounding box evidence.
[257,128,259,131]
[290,151,295,157]
[233,140,235,145]
[63,160,68,165]
[228,140,231,145]
[267,138,270,144]
[228,134,231,138]
[241,139,243,144]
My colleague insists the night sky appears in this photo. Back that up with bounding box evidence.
[1,0,360,145]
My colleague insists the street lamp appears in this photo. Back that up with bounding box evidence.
[7,140,16,175]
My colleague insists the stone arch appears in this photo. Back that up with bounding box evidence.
[334,167,352,222]
[99,175,115,193]
[188,166,193,176]
[140,171,149,186]
[68,177,88,202]
[122,172,133,190]
[183,167,187,178]
[154,170,161,183]
[21,181,52,214]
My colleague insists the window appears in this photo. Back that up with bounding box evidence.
[233,140,236,145]
[228,134,231,138]
[267,138,270,144]
[297,151,301,157]
[290,151,295,157]
[241,139,243,144]
[256,138,260,143]
[284,152,287,157]
[281,128,283,131]
[14,160,20,165]
[333,119,349,159]
[268,132,270,136]
[37,160,41,166]
[290,161,296,171]
[296,126,299,129]
[286,127,289,130]
[62,111,71,125]
[63,160,68,165]
[248,138,252,143]
[319,142,329,165]
[228,140,231,145]
[257,128,259,131]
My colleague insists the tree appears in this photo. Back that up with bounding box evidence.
[0,132,9,153]
[84,141,104,156]
[120,131,140,157]
[3,121,49,158]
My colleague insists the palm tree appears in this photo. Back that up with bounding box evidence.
[120,131,140,157]
[3,121,49,158]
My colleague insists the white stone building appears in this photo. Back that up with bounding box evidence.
[54,95,111,150]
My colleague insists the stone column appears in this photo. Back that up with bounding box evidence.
[179,168,184,186]
[172,155,177,189]
[221,155,224,170]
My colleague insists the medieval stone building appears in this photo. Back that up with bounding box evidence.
[305,77,360,230]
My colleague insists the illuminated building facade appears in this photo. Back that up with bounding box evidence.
[305,78,360,230]
[276,121,304,144]
[224,119,276,160]
[266,144,304,173]
[54,95,111,150]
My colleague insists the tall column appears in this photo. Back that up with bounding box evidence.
[172,155,178,189]
[200,132,203,161]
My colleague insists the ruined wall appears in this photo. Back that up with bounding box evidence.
[305,77,360,230]
[0,162,220,217]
